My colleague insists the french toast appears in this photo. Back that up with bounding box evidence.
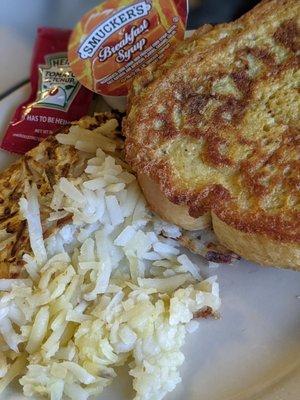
[124,0,300,269]
[0,113,120,278]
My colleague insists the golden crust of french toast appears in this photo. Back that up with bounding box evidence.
[128,1,273,107]
[124,0,300,267]
[0,113,119,278]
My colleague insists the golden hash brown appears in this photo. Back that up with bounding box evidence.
[124,0,300,250]
[0,113,119,278]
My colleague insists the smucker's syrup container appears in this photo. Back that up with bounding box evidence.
[68,0,188,111]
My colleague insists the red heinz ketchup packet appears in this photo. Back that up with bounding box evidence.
[1,27,93,154]
[68,0,188,97]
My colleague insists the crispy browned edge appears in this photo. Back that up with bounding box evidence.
[0,113,120,278]
[124,0,299,246]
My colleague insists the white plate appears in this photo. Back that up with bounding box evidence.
[1,85,300,400]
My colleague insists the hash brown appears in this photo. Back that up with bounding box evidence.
[0,113,119,278]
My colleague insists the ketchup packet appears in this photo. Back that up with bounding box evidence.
[68,0,188,97]
[1,27,93,154]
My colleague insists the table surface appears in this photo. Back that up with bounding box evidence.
[0,0,101,96]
